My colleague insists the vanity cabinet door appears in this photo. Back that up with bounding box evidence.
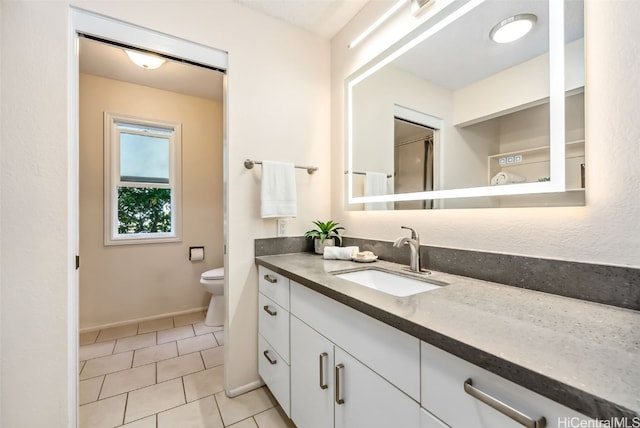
[420,408,450,428]
[334,347,420,428]
[290,316,334,428]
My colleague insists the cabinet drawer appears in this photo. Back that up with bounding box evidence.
[421,341,591,428]
[258,266,290,310]
[258,334,290,417]
[258,292,290,363]
[291,281,420,401]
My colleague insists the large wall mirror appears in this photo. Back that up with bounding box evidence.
[346,0,584,209]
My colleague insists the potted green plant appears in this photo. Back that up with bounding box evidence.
[305,220,345,254]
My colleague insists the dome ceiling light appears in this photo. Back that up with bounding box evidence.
[489,13,537,44]
[125,50,167,69]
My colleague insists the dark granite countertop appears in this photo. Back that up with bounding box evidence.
[255,252,640,420]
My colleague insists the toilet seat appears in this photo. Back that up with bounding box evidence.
[201,267,224,281]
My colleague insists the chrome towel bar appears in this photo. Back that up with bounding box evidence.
[244,159,318,174]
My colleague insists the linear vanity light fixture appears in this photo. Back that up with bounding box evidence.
[489,13,537,44]
[411,0,434,16]
[348,0,409,49]
[125,49,167,69]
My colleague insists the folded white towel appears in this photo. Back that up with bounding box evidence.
[261,161,297,218]
[323,246,360,260]
[490,172,526,185]
[364,172,389,210]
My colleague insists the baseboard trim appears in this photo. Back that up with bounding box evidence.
[79,306,208,333]
[225,379,265,398]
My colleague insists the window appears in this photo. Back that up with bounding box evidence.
[104,113,182,245]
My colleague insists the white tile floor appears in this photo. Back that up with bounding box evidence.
[79,310,295,428]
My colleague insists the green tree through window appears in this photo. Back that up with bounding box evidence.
[117,187,172,234]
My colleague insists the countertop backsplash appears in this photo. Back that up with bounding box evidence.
[255,236,640,311]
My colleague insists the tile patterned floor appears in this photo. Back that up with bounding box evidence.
[79,310,294,428]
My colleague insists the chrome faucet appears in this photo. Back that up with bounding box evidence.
[393,226,422,272]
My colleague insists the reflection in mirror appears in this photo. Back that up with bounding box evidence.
[346,0,585,210]
[394,117,435,210]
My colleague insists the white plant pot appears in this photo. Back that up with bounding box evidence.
[314,237,335,255]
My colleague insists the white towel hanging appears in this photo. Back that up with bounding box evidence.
[364,171,389,210]
[260,160,297,218]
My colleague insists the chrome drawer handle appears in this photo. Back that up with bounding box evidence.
[264,274,278,284]
[335,363,345,405]
[263,305,277,316]
[263,350,277,365]
[319,352,328,390]
[464,379,546,428]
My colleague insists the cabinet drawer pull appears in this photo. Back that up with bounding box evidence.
[335,363,345,405]
[319,352,328,390]
[264,274,278,284]
[263,305,277,316]
[463,379,546,428]
[263,350,277,365]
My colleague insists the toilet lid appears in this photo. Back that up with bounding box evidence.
[202,267,224,280]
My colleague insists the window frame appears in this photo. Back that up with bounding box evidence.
[104,112,182,245]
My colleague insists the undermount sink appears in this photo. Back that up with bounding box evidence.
[333,268,447,297]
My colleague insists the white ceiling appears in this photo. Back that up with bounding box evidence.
[234,0,367,38]
[79,0,367,100]
[79,37,225,100]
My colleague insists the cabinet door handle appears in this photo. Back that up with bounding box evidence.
[263,350,277,365]
[463,379,546,428]
[319,352,328,390]
[263,305,277,316]
[264,274,278,284]
[335,363,345,405]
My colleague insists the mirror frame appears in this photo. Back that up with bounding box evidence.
[345,0,567,206]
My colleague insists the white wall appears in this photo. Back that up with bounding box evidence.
[0,0,3,423]
[0,1,330,426]
[331,0,640,268]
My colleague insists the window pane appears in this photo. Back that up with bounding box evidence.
[117,187,172,234]
[120,133,170,183]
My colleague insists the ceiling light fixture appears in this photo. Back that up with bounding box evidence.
[489,13,537,44]
[348,0,408,49]
[125,50,167,69]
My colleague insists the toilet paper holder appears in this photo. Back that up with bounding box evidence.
[189,246,205,261]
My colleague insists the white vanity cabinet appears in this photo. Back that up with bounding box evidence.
[289,281,421,428]
[290,316,334,428]
[420,341,591,428]
[257,266,291,416]
[256,262,597,428]
[420,408,450,428]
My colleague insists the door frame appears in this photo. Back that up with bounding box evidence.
[68,8,229,426]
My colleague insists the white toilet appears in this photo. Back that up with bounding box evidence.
[200,267,225,327]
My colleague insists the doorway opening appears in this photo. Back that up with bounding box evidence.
[394,117,436,210]
[71,8,229,426]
